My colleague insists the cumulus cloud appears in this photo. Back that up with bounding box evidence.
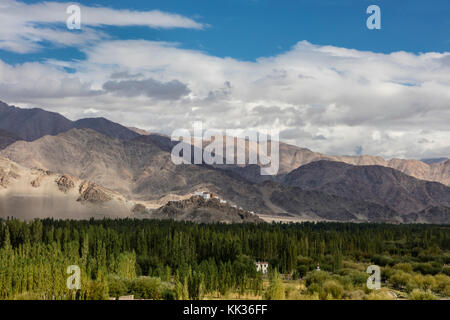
[1,39,449,159]
[102,78,190,100]
[110,71,144,80]
[0,0,205,53]
[0,59,101,99]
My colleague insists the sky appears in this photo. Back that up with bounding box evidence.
[0,0,449,159]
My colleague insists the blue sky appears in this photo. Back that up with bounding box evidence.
[0,0,449,159]
[1,0,449,64]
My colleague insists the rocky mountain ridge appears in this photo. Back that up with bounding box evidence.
[0,100,449,224]
[0,156,137,220]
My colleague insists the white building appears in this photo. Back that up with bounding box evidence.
[194,191,230,204]
[194,191,212,199]
[255,261,269,274]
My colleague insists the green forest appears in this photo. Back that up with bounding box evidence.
[0,218,449,300]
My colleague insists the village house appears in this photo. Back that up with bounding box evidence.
[194,191,214,200]
[255,261,269,274]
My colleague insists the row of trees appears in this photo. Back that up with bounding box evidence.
[0,218,449,299]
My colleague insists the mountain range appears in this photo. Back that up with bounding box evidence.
[0,100,448,224]
[0,129,21,150]
[0,100,139,141]
[282,160,450,214]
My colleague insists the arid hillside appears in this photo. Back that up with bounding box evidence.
[0,156,137,220]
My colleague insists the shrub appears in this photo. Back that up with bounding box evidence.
[342,261,366,272]
[433,274,450,296]
[381,266,394,280]
[372,255,394,267]
[304,271,331,287]
[413,262,440,275]
[411,274,424,290]
[337,275,353,291]
[343,290,365,300]
[86,279,109,300]
[393,263,413,273]
[409,289,437,300]
[162,288,177,300]
[442,266,450,276]
[347,270,370,287]
[295,256,315,278]
[306,283,322,296]
[107,275,129,298]
[365,288,395,300]
[422,275,436,290]
[389,271,414,291]
[295,265,309,278]
[322,280,343,299]
[131,277,163,300]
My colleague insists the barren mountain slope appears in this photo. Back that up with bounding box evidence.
[276,142,449,185]
[0,129,271,212]
[74,118,139,140]
[282,160,450,214]
[0,129,21,150]
[193,136,449,186]
[0,157,137,220]
[0,129,417,222]
[258,181,402,223]
[403,206,450,224]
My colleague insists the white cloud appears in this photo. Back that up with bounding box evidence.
[0,39,449,159]
[0,59,101,98]
[0,0,205,53]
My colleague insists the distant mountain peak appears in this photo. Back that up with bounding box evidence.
[283,160,450,215]
[421,157,448,165]
[0,100,139,143]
